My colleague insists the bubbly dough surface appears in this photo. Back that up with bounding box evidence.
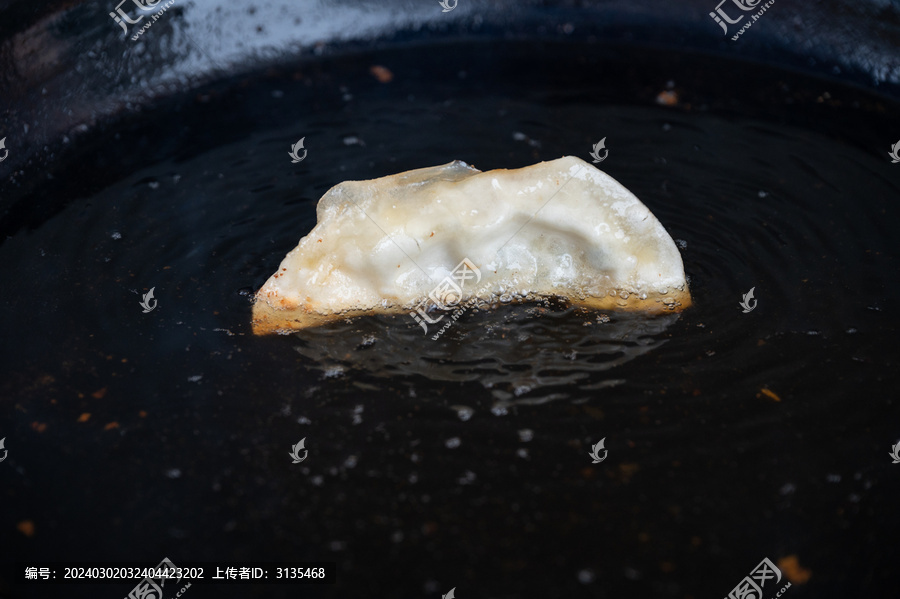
[252,156,690,334]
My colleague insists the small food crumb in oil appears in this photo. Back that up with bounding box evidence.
[369,65,394,83]
[656,90,679,106]
[17,520,35,537]
[758,387,781,402]
[777,555,812,584]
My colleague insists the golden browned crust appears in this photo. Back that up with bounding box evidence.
[251,288,691,335]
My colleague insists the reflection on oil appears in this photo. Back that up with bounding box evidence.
[292,302,680,406]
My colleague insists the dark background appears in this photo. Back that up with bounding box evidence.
[2,1,900,598]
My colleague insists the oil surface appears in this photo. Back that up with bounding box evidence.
[2,41,899,598]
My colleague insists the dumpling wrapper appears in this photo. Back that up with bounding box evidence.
[252,155,690,334]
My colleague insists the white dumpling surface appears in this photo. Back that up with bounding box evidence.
[252,155,690,334]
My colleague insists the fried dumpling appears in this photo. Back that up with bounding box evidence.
[252,156,690,334]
